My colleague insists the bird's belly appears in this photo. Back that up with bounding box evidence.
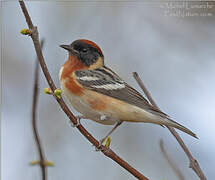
[61,82,117,125]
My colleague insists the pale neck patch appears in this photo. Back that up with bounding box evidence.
[59,66,64,79]
[88,57,104,70]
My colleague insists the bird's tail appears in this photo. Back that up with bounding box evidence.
[161,117,198,139]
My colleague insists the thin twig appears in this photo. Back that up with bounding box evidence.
[133,72,206,180]
[32,39,46,180]
[160,140,185,180]
[19,1,148,179]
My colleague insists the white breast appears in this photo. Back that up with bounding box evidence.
[59,66,64,80]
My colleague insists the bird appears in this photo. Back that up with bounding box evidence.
[59,39,197,142]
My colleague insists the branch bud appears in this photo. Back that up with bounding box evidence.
[20,28,32,35]
[29,160,54,167]
[54,89,62,99]
[103,136,111,148]
[29,160,40,166]
[43,161,54,167]
[44,87,52,95]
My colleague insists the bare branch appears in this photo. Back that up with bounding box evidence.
[160,140,185,180]
[133,72,206,180]
[32,39,47,180]
[19,1,148,179]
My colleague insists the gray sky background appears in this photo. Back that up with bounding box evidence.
[2,1,215,180]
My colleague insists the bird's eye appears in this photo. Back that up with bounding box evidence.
[82,48,88,53]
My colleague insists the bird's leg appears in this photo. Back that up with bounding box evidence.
[97,121,123,149]
[70,115,86,127]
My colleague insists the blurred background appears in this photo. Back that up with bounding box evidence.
[2,1,215,180]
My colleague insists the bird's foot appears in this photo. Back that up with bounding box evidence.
[70,115,83,127]
[94,138,106,151]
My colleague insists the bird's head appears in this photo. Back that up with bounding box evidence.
[60,39,104,68]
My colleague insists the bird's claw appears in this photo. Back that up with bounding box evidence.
[70,116,82,127]
[94,138,107,151]
[70,122,80,127]
[94,140,103,152]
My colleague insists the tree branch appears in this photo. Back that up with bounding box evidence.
[160,140,185,180]
[19,1,148,179]
[133,72,206,180]
[32,39,47,180]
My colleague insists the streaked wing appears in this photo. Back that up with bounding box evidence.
[74,66,167,118]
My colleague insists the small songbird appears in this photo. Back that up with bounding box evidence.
[59,39,197,141]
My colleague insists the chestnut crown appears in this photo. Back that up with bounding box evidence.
[60,39,104,66]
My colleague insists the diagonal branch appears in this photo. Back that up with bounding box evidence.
[160,140,185,180]
[19,1,148,179]
[133,72,206,180]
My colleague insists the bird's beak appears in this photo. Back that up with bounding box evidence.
[60,44,72,51]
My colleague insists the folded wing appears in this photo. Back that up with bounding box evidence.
[75,66,167,118]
